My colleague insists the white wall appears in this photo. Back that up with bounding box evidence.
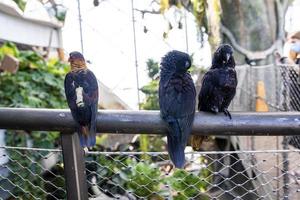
[0,12,62,48]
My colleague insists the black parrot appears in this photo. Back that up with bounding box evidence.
[64,51,99,147]
[192,44,237,150]
[198,44,237,118]
[159,50,196,168]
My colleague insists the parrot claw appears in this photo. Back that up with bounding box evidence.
[211,106,219,114]
[223,109,232,120]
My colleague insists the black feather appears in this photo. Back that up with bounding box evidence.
[159,50,196,168]
[65,68,98,147]
[198,44,237,118]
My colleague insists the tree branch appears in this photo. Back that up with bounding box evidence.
[220,23,278,60]
[134,8,161,15]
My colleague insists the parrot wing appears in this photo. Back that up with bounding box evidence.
[159,73,196,168]
[198,70,215,111]
[64,70,99,147]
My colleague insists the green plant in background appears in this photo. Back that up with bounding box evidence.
[0,42,68,199]
[0,42,68,148]
[165,169,210,200]
[87,153,212,199]
[54,5,67,22]
[139,59,164,160]
[89,154,131,196]
[12,0,26,11]
[89,154,166,199]
[125,162,163,199]
[11,0,67,22]
[140,59,159,110]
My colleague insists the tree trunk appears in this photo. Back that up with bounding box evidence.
[219,2,292,199]
[220,0,278,64]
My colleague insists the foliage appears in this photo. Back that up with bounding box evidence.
[191,0,208,28]
[54,5,67,22]
[1,42,68,149]
[12,0,67,22]
[140,80,159,110]
[165,169,210,200]
[140,59,159,110]
[88,153,211,199]
[159,0,208,27]
[125,162,162,198]
[0,43,68,109]
[88,154,164,199]
[146,58,159,80]
[12,0,26,11]
[0,42,68,199]
[139,59,161,157]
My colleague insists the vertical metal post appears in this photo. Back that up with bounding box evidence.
[130,0,141,109]
[77,0,84,54]
[275,64,280,198]
[61,131,88,200]
[282,137,289,200]
[183,9,189,53]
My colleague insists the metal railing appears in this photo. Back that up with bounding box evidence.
[0,108,299,135]
[0,108,300,200]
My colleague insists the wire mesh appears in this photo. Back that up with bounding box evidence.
[1,146,300,199]
[231,63,300,112]
[0,146,66,200]
[84,150,300,200]
[228,63,300,200]
[278,64,300,112]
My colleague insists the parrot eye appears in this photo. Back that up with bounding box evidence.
[185,61,190,68]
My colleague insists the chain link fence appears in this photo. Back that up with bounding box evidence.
[231,63,300,150]
[232,63,300,112]
[278,64,300,112]
[228,63,300,200]
[0,146,65,200]
[2,146,300,199]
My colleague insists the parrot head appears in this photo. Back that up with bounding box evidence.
[161,50,191,73]
[68,51,87,71]
[215,44,234,64]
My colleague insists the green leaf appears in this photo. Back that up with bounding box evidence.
[0,42,19,58]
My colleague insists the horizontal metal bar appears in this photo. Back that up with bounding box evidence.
[1,146,300,155]
[0,108,299,135]
[85,149,300,155]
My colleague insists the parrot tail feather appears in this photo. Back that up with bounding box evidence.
[78,125,96,147]
[167,121,185,168]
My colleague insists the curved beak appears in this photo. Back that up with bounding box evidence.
[226,53,231,62]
